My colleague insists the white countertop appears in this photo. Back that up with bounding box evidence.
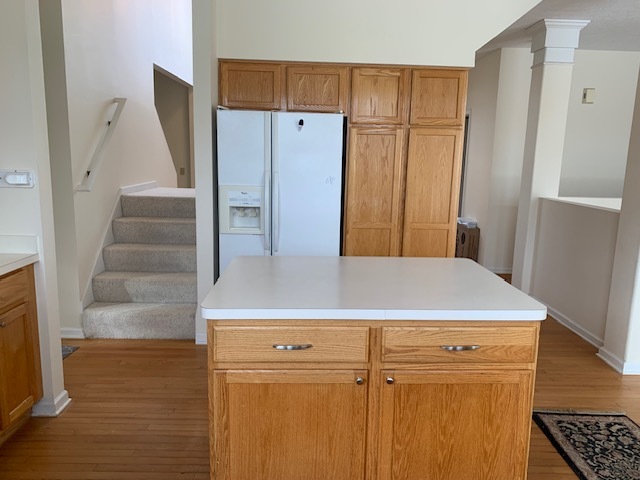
[0,253,39,277]
[201,256,547,321]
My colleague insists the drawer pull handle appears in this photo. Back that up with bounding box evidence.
[273,344,313,350]
[441,345,481,352]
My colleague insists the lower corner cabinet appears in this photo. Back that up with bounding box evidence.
[208,321,539,480]
[0,265,43,442]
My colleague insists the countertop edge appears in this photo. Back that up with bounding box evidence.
[201,307,548,322]
[0,253,40,277]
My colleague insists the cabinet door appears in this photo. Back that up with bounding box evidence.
[287,65,349,113]
[344,127,405,256]
[0,304,38,430]
[402,127,463,257]
[219,61,285,110]
[379,370,534,480]
[410,69,467,126]
[351,68,410,124]
[211,369,368,480]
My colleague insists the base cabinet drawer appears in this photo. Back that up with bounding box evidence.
[382,326,538,363]
[212,326,369,363]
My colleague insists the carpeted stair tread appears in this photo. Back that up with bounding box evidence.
[82,302,196,339]
[92,272,197,303]
[121,195,195,218]
[103,243,196,273]
[113,217,196,245]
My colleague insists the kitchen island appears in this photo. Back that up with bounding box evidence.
[202,256,546,480]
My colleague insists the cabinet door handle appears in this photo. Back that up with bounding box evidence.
[0,322,5,328]
[356,376,365,385]
[272,344,313,350]
[386,377,394,385]
[440,345,481,351]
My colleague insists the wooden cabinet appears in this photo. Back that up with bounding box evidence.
[287,65,349,113]
[402,127,463,257]
[219,61,285,110]
[350,67,410,124]
[211,369,367,480]
[209,320,539,480]
[0,265,42,444]
[344,127,406,256]
[378,370,534,480]
[409,69,467,126]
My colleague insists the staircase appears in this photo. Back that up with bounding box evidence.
[82,189,197,339]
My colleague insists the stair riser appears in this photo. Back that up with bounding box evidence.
[121,196,195,218]
[82,304,195,340]
[113,220,196,245]
[93,278,197,303]
[104,248,196,273]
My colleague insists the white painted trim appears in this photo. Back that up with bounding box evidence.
[80,181,158,309]
[120,180,158,196]
[32,390,71,417]
[544,305,604,348]
[195,332,207,345]
[488,267,513,275]
[622,363,640,375]
[597,347,625,374]
[60,328,85,339]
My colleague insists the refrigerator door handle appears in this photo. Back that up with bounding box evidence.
[264,170,271,252]
[273,171,280,253]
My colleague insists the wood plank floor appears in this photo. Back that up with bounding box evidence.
[0,318,638,479]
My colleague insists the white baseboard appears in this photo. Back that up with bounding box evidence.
[545,305,604,348]
[120,181,158,195]
[32,390,71,417]
[61,327,85,339]
[195,332,207,345]
[597,347,625,374]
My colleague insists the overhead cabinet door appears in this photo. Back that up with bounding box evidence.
[219,61,285,110]
[402,127,463,257]
[350,68,410,125]
[409,69,467,126]
[287,65,349,113]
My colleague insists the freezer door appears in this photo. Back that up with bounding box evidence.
[217,110,272,272]
[271,112,344,256]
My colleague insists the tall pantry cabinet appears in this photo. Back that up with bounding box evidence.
[218,60,468,258]
[346,67,467,258]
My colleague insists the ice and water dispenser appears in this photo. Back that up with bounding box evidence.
[218,185,264,234]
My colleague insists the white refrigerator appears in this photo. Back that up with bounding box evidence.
[216,109,344,276]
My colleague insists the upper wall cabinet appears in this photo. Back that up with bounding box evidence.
[350,68,410,125]
[409,69,467,126]
[219,61,285,110]
[287,66,349,113]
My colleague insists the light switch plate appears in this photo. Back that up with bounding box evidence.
[0,169,35,188]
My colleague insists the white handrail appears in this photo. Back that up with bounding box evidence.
[75,97,127,192]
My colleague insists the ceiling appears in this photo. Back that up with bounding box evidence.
[478,0,640,55]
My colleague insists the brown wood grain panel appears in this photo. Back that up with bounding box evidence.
[351,68,410,124]
[344,127,406,256]
[287,65,349,113]
[212,326,369,363]
[379,370,534,480]
[382,326,538,363]
[0,268,29,314]
[219,61,285,110]
[217,370,367,480]
[402,127,463,257]
[410,69,468,126]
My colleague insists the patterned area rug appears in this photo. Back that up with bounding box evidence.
[62,345,79,359]
[533,410,640,480]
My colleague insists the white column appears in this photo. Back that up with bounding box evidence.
[512,19,589,292]
[599,66,640,374]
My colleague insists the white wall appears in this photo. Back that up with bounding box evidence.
[216,0,541,67]
[466,48,639,273]
[0,0,68,415]
[464,48,531,273]
[560,50,640,197]
[531,198,619,346]
[57,0,193,329]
